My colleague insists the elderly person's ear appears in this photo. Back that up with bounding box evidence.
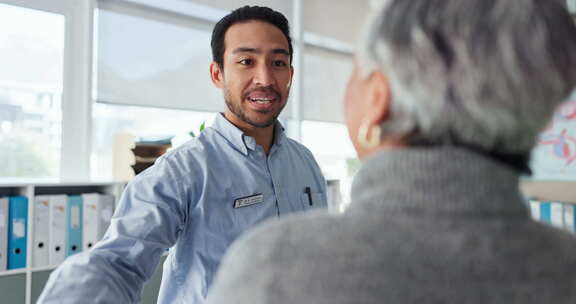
[344,65,395,159]
[364,71,391,126]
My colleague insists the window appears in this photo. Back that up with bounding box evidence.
[303,0,369,46]
[302,47,353,123]
[0,3,65,178]
[301,120,357,210]
[96,7,222,112]
[92,4,227,179]
[300,46,356,210]
[91,103,216,179]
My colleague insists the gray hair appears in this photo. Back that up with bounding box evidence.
[358,0,576,154]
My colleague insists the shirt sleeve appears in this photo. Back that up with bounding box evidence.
[38,157,190,303]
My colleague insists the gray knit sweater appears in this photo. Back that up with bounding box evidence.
[207,147,576,304]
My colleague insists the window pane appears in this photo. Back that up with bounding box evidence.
[96,8,223,112]
[91,103,217,179]
[304,0,369,46]
[123,0,292,22]
[302,47,353,123]
[301,120,357,210]
[0,4,64,178]
[191,0,292,20]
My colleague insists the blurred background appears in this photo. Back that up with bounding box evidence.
[1,0,576,211]
[3,1,576,303]
[0,0,375,210]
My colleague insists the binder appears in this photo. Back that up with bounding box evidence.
[33,195,51,268]
[550,202,565,229]
[540,202,552,224]
[65,195,83,257]
[564,204,576,233]
[528,200,540,221]
[82,193,99,250]
[7,196,28,270]
[0,197,8,271]
[82,193,115,251]
[48,195,67,265]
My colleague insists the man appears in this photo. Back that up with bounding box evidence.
[207,0,576,303]
[38,6,327,304]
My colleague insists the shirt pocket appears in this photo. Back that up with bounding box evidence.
[300,191,326,210]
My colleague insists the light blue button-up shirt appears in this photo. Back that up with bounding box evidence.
[38,114,327,304]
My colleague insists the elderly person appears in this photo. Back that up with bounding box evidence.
[207,0,576,303]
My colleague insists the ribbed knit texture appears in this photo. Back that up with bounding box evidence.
[208,147,576,304]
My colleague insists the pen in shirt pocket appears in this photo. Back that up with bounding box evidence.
[305,186,313,206]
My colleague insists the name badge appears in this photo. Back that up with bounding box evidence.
[234,193,263,208]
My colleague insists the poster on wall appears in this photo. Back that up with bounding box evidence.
[531,93,576,180]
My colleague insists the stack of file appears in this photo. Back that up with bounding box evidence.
[1,193,117,271]
[528,200,576,233]
[29,193,115,269]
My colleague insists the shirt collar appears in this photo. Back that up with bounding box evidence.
[212,113,287,155]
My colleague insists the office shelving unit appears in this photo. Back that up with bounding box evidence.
[0,180,125,304]
[0,179,343,303]
[521,180,576,204]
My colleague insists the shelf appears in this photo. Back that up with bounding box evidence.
[0,181,126,304]
[0,268,27,277]
[0,178,124,187]
[0,265,64,277]
[31,265,58,273]
[520,180,576,204]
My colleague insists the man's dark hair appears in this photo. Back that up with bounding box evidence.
[211,6,293,68]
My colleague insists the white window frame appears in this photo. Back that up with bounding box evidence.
[1,0,95,181]
[1,0,357,180]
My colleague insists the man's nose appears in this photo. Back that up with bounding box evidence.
[253,64,274,86]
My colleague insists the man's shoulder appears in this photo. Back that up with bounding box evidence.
[283,137,311,151]
[141,132,221,177]
[160,129,222,161]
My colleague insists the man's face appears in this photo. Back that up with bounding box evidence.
[211,20,293,129]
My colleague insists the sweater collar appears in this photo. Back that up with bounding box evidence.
[350,147,530,216]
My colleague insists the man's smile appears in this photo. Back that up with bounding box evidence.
[244,89,280,110]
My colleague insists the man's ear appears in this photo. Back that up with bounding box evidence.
[210,62,224,88]
[287,66,294,89]
[365,71,391,126]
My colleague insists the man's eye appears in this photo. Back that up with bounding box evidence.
[238,59,253,65]
[273,60,287,67]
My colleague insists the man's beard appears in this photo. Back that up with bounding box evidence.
[224,87,287,128]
